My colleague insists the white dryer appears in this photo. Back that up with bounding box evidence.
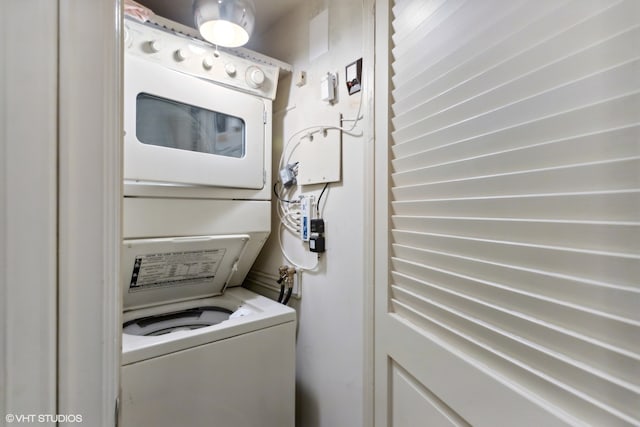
[120,233,296,427]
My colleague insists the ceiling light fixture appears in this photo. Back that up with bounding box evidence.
[194,0,256,48]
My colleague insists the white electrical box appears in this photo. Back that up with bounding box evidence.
[299,195,314,241]
[297,114,342,186]
[320,72,337,103]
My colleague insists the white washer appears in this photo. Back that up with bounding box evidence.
[120,234,296,427]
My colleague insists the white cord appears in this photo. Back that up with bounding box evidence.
[273,0,368,277]
[279,125,363,172]
[280,217,298,234]
[277,222,320,271]
[275,7,365,267]
[344,93,364,132]
[275,181,301,231]
[276,127,357,272]
[277,203,299,233]
[342,0,367,132]
[279,208,299,231]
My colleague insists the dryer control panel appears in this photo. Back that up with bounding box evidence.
[124,18,279,100]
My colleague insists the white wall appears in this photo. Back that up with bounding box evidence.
[247,1,373,426]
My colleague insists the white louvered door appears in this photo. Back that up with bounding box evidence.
[374,1,640,426]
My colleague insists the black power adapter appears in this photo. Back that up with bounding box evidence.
[310,218,325,233]
[309,236,325,253]
[309,219,326,253]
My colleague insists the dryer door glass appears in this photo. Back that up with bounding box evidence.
[136,93,245,159]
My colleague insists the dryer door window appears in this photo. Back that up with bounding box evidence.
[136,93,245,159]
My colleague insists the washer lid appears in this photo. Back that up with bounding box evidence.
[122,234,250,311]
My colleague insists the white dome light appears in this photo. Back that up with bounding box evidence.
[194,0,255,48]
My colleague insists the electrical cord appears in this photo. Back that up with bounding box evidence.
[316,183,329,217]
[342,89,364,132]
[279,125,362,172]
[273,181,296,203]
[273,0,367,278]
[341,0,367,133]
[276,135,333,270]
[278,214,298,234]
[278,195,300,232]
[275,25,365,268]
[275,179,301,233]
[277,222,320,271]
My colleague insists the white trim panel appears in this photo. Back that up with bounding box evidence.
[57,1,122,426]
[1,1,58,422]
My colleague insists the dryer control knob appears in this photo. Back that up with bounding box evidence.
[147,40,162,53]
[175,48,190,61]
[202,56,214,70]
[247,67,266,88]
[225,63,237,77]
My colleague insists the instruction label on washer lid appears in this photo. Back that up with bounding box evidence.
[129,249,226,291]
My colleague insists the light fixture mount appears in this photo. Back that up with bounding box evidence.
[194,0,256,48]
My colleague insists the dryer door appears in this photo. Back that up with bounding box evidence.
[124,55,266,189]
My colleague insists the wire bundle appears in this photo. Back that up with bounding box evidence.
[273,92,364,271]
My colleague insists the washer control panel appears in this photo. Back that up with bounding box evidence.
[124,19,279,100]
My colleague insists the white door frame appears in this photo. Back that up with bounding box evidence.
[1,2,122,426]
[57,1,122,426]
[373,0,391,424]
[362,0,377,425]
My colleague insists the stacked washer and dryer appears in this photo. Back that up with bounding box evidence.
[120,18,295,427]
